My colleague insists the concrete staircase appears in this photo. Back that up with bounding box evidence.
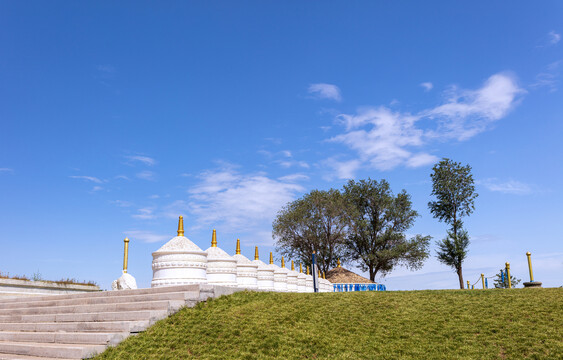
[0,284,242,359]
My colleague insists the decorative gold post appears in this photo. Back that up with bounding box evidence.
[281,256,285,268]
[526,252,534,282]
[299,263,303,273]
[254,246,259,261]
[211,229,217,247]
[291,260,295,271]
[122,237,130,273]
[337,259,341,268]
[269,252,274,265]
[236,239,241,255]
[323,271,326,279]
[177,216,184,236]
[481,274,485,289]
[467,280,470,289]
[506,262,512,288]
[306,266,310,275]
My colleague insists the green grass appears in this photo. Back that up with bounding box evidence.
[95,288,562,360]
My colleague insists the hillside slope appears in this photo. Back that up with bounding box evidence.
[95,288,562,359]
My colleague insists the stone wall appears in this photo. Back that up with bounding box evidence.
[0,278,100,298]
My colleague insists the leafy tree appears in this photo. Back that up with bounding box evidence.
[493,269,521,289]
[343,178,431,281]
[428,158,478,289]
[272,189,349,274]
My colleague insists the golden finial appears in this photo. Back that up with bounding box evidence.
[323,271,326,279]
[177,216,184,236]
[281,256,285,268]
[123,237,130,273]
[306,266,310,275]
[337,259,341,268]
[318,269,322,277]
[269,252,274,265]
[299,263,303,273]
[211,229,217,247]
[254,246,259,261]
[236,238,241,255]
[291,260,295,271]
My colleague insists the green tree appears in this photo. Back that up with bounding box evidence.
[493,269,521,289]
[428,158,478,289]
[343,178,431,281]
[272,189,349,274]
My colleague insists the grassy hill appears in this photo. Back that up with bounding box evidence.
[94,288,562,359]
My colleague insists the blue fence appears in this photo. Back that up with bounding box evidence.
[332,283,386,292]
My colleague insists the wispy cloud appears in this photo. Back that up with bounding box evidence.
[482,179,532,195]
[530,61,560,92]
[327,72,523,176]
[126,155,156,166]
[0,168,14,174]
[69,175,104,184]
[111,200,133,207]
[187,165,305,231]
[132,208,156,220]
[136,171,156,181]
[308,83,342,102]
[91,186,103,192]
[124,230,169,243]
[548,30,561,45]
[420,82,433,91]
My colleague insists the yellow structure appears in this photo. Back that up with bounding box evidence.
[481,273,485,289]
[270,252,274,265]
[254,246,259,261]
[211,229,217,247]
[236,238,241,255]
[337,259,341,268]
[467,280,470,289]
[506,262,512,288]
[177,216,184,236]
[526,252,534,282]
[122,237,130,273]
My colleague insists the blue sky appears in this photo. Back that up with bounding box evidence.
[1,2,562,290]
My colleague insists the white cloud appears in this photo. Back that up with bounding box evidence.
[136,171,156,181]
[278,174,309,182]
[126,155,156,166]
[125,230,169,243]
[482,179,532,195]
[420,82,433,91]
[111,200,133,207]
[308,83,342,102]
[132,208,156,220]
[91,186,103,192]
[548,30,561,45]
[115,175,130,180]
[530,61,560,93]
[187,166,304,231]
[328,73,523,173]
[323,158,362,180]
[69,175,103,184]
[0,168,14,174]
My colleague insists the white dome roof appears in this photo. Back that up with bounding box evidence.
[233,254,255,265]
[274,265,289,274]
[154,235,203,253]
[206,246,235,260]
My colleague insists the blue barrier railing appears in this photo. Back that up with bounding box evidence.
[332,283,386,292]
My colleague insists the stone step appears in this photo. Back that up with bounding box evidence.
[0,300,186,317]
[0,310,169,324]
[0,341,106,359]
[0,320,150,333]
[0,285,202,305]
[0,291,198,311]
[0,332,128,346]
[0,353,74,360]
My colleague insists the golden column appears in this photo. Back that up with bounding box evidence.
[269,252,274,265]
[481,273,485,289]
[235,238,241,255]
[122,237,130,273]
[526,252,534,282]
[322,271,326,279]
[281,256,285,268]
[306,266,310,275]
[291,260,295,271]
[337,259,341,268]
[254,246,259,261]
[299,263,303,273]
[466,280,470,290]
[505,262,512,288]
[177,216,184,236]
[211,229,217,247]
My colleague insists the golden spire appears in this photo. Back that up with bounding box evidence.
[269,252,274,265]
[177,216,184,236]
[306,266,310,275]
[211,229,217,247]
[299,263,303,273]
[123,237,130,273]
[254,246,259,261]
[337,259,341,268]
[236,238,241,255]
[291,260,295,271]
[323,271,326,279]
[318,269,322,278]
[281,256,285,268]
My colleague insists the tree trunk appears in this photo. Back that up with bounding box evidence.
[369,266,375,281]
[457,266,464,289]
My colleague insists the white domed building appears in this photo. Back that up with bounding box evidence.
[252,247,275,291]
[151,216,208,287]
[205,230,238,287]
[232,239,258,290]
[272,254,288,292]
[297,263,307,293]
[305,266,314,292]
[286,260,299,292]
